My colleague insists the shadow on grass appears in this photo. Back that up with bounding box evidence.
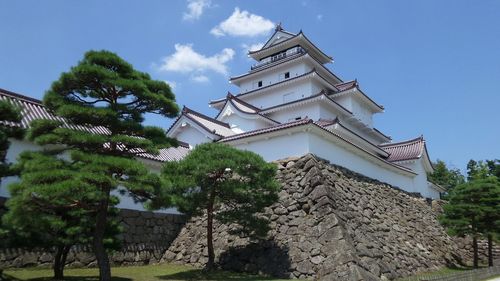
[156,269,281,281]
[2,273,132,281]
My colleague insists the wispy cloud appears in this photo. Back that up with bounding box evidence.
[157,44,235,82]
[241,42,264,56]
[183,0,211,21]
[210,8,274,37]
[165,80,177,90]
[192,75,209,83]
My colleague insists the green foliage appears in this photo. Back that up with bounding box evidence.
[428,160,465,191]
[440,178,500,236]
[161,143,279,269]
[467,159,492,181]
[13,50,179,281]
[163,143,279,238]
[0,100,23,180]
[0,150,121,248]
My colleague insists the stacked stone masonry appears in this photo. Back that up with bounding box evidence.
[162,154,499,281]
[0,208,186,268]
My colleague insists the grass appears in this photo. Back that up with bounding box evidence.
[395,265,499,281]
[2,264,294,281]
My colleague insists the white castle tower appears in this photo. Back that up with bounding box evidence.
[166,24,443,199]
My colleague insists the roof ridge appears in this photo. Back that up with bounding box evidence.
[0,87,43,104]
[183,106,231,128]
[379,136,425,147]
[227,92,261,112]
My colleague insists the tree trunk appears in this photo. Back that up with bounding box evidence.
[473,235,479,268]
[488,234,493,267]
[53,245,71,279]
[206,187,216,271]
[53,246,64,280]
[94,193,111,281]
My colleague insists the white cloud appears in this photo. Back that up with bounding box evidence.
[210,8,274,37]
[165,80,177,90]
[241,42,264,54]
[183,0,211,21]
[157,44,235,82]
[192,75,209,83]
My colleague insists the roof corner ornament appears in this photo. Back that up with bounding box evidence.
[275,22,283,31]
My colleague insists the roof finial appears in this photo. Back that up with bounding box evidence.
[275,22,283,31]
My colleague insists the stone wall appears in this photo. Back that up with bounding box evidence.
[162,154,481,281]
[0,208,186,268]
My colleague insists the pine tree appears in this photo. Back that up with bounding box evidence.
[161,143,279,270]
[440,178,500,268]
[428,160,465,192]
[27,50,179,281]
[1,151,120,279]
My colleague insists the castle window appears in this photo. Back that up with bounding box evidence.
[258,81,263,87]
[284,72,290,79]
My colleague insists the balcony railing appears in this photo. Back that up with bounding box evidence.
[251,47,306,70]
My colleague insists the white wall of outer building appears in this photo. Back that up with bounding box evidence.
[241,79,324,110]
[173,126,212,146]
[307,133,416,192]
[0,139,176,212]
[238,61,310,93]
[337,117,382,145]
[398,159,440,199]
[220,112,269,132]
[230,132,310,162]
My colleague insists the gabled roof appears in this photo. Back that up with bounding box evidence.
[260,24,297,50]
[0,88,189,163]
[380,136,430,163]
[167,106,235,138]
[330,80,385,113]
[248,29,332,64]
[215,93,280,125]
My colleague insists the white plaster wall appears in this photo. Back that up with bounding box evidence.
[268,103,321,123]
[238,61,310,92]
[338,117,381,145]
[351,98,374,127]
[307,134,417,192]
[242,80,325,110]
[0,139,171,211]
[221,113,268,132]
[400,159,440,199]
[174,126,211,146]
[231,132,310,162]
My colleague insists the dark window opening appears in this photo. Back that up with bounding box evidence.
[284,72,290,79]
[295,116,302,120]
[258,81,263,87]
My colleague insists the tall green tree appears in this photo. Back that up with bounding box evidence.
[0,100,23,182]
[440,178,500,268]
[1,151,120,279]
[428,160,465,191]
[161,143,279,270]
[27,50,179,281]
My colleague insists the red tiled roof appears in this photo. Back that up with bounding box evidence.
[331,80,384,111]
[0,88,188,163]
[380,136,426,162]
[334,80,358,91]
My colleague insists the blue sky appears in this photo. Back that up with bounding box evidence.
[1,0,499,173]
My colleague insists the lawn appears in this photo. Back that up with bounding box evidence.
[2,264,294,281]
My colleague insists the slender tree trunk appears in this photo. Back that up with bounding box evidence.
[473,235,479,268]
[206,187,216,271]
[53,246,64,280]
[94,190,111,281]
[488,234,493,267]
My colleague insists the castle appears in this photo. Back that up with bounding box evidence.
[166,24,443,199]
